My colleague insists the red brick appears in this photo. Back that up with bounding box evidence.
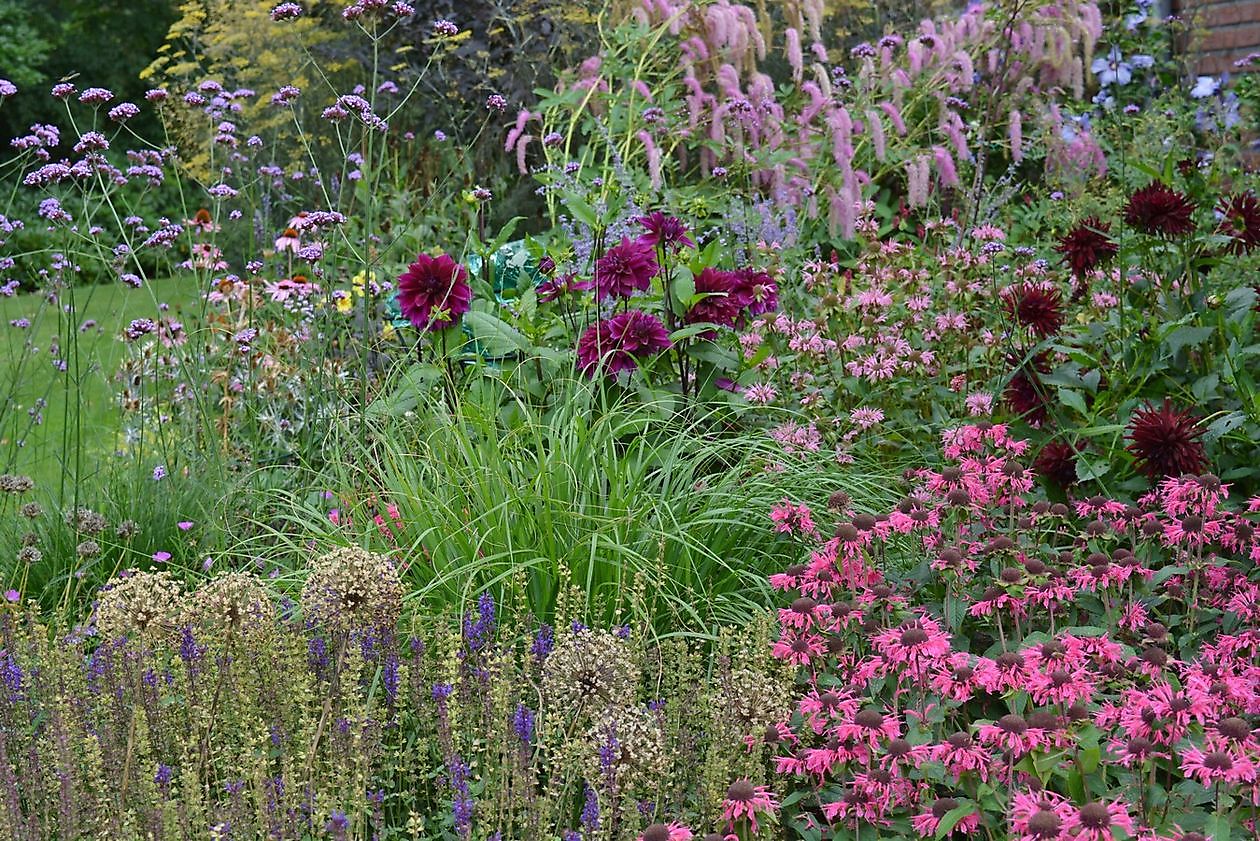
[1202,22,1260,52]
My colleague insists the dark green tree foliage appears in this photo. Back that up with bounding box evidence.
[0,0,178,145]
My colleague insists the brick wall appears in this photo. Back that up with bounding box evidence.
[1174,0,1260,75]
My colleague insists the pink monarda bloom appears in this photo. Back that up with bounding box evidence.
[977,714,1046,757]
[721,779,778,834]
[576,310,671,377]
[1062,800,1134,841]
[1180,744,1258,786]
[912,797,981,837]
[594,236,658,300]
[638,823,693,841]
[396,253,472,331]
[1009,791,1072,841]
[872,616,951,680]
[931,731,994,782]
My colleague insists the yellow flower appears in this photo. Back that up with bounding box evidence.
[381,323,397,341]
[334,292,353,314]
[351,270,377,298]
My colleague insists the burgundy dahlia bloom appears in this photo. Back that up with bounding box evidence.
[1004,354,1051,425]
[1124,183,1196,237]
[594,237,658,300]
[397,253,471,331]
[1002,282,1065,338]
[730,267,779,315]
[637,212,694,250]
[1033,441,1081,489]
[1125,399,1209,480]
[1056,217,1118,277]
[686,268,743,329]
[576,309,671,377]
[1216,193,1260,254]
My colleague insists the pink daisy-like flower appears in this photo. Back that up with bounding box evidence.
[721,780,778,834]
[771,630,825,666]
[1063,800,1134,841]
[396,253,472,331]
[932,731,994,782]
[930,653,983,702]
[594,237,658,300]
[871,616,952,680]
[912,798,981,837]
[1180,744,1258,786]
[1010,791,1072,841]
[638,823,693,841]
[834,708,901,746]
[977,714,1046,757]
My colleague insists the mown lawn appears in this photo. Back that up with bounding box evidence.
[0,276,204,492]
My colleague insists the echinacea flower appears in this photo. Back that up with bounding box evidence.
[576,310,671,377]
[1056,217,1118,277]
[1124,183,1196,237]
[1125,399,1209,480]
[721,779,778,834]
[1216,193,1260,254]
[396,253,472,331]
[638,823,693,841]
[594,237,658,300]
[1002,282,1065,338]
[1063,800,1134,841]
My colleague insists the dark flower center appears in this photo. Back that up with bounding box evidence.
[1028,810,1062,837]
[726,780,755,802]
[1078,802,1110,829]
[854,709,885,729]
[997,714,1028,734]
[643,825,672,841]
[900,628,929,646]
[932,798,960,818]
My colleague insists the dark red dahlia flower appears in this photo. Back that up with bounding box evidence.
[1216,193,1260,254]
[396,253,471,331]
[1123,183,1196,237]
[730,267,779,316]
[637,212,694,250]
[1004,353,1051,425]
[1033,441,1081,489]
[1002,282,1065,338]
[576,309,671,377]
[594,237,658,300]
[1125,399,1209,480]
[685,268,744,329]
[1056,217,1118,277]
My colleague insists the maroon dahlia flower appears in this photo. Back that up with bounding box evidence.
[1123,183,1196,237]
[731,267,779,316]
[1002,282,1065,338]
[686,268,744,329]
[637,212,694,250]
[396,253,471,331]
[1004,353,1051,425]
[594,237,658,300]
[1033,441,1081,489]
[576,309,671,377]
[1125,399,1209,480]
[1056,217,1118,277]
[1216,193,1260,254]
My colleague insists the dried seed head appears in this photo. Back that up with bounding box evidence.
[95,569,184,642]
[300,546,403,634]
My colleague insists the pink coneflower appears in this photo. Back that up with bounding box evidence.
[1107,735,1167,767]
[637,212,694,250]
[770,500,819,537]
[932,731,994,782]
[638,823,693,841]
[912,798,981,837]
[743,383,777,405]
[930,653,983,702]
[799,688,858,734]
[850,407,885,429]
[1181,745,1257,786]
[978,714,1046,757]
[1063,800,1134,841]
[834,708,901,746]
[594,237,658,300]
[274,226,301,252]
[872,617,951,679]
[1010,791,1072,841]
[1027,665,1095,706]
[396,253,472,331]
[721,780,778,834]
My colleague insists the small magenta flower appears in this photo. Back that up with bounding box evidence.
[271,2,303,20]
[177,521,194,531]
[152,551,172,563]
[486,93,507,112]
[722,779,778,834]
[639,824,694,841]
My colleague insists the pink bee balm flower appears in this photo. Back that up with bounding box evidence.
[1062,800,1134,841]
[872,616,951,679]
[1179,744,1257,786]
[912,798,981,837]
[396,252,472,331]
[637,823,693,841]
[721,779,778,834]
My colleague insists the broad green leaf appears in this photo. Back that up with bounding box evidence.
[463,311,534,356]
